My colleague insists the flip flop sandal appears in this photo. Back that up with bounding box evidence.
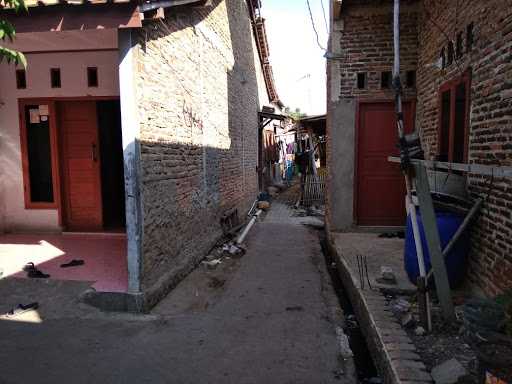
[27,268,50,278]
[23,262,36,272]
[60,259,85,268]
[6,302,39,317]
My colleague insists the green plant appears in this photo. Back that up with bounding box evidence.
[0,0,27,67]
[283,107,306,122]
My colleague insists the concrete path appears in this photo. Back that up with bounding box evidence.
[0,202,354,384]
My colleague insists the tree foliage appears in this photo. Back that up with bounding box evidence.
[284,106,306,122]
[0,0,27,67]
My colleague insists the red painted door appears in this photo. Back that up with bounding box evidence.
[356,102,414,226]
[59,101,103,231]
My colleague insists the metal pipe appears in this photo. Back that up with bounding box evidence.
[426,198,483,280]
[236,209,262,245]
[443,198,483,257]
[393,0,426,279]
[394,0,431,331]
[388,156,512,178]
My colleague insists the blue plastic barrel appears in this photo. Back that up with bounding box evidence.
[404,208,469,288]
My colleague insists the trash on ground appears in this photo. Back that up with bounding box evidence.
[257,201,271,210]
[285,306,304,311]
[336,326,354,358]
[378,266,397,285]
[299,216,325,229]
[401,312,416,328]
[378,231,405,239]
[390,298,411,315]
[430,358,468,384]
[202,260,222,269]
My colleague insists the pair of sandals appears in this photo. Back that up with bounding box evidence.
[5,302,39,317]
[23,259,85,278]
[23,262,50,278]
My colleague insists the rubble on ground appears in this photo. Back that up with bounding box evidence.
[386,294,479,384]
[202,241,245,270]
[430,358,469,384]
[379,266,397,285]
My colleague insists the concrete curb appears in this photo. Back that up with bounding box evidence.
[80,254,206,313]
[327,232,433,384]
[80,232,223,313]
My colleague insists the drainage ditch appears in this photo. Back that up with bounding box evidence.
[318,233,381,384]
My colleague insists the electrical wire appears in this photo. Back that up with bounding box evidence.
[320,0,329,34]
[422,2,463,75]
[306,0,326,51]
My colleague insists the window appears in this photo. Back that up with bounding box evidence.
[438,73,471,163]
[406,70,416,88]
[439,90,451,161]
[16,69,26,89]
[87,67,98,87]
[21,103,56,206]
[381,71,392,89]
[447,41,454,66]
[456,32,463,59]
[50,68,61,88]
[357,72,367,89]
[440,47,446,69]
[466,23,474,52]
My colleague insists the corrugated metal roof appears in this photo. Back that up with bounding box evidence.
[11,0,205,9]
[20,0,131,7]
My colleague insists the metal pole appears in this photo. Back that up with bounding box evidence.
[426,198,483,280]
[393,0,431,331]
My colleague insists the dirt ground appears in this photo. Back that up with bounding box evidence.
[0,199,355,384]
[404,301,479,383]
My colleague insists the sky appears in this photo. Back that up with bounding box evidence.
[262,0,328,116]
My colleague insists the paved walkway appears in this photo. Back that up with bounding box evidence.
[0,202,354,384]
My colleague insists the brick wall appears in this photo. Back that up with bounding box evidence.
[329,0,512,295]
[336,1,418,100]
[325,0,418,232]
[134,0,261,290]
[416,0,512,295]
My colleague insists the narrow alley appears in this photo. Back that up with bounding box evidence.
[0,198,355,384]
[2,0,512,383]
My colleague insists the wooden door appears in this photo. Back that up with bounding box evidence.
[356,102,414,226]
[59,101,103,231]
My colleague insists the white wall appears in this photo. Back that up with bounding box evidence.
[0,31,119,232]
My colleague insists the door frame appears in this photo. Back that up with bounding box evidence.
[18,99,61,212]
[18,96,120,230]
[353,98,416,226]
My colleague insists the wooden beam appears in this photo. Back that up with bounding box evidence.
[414,163,456,321]
[144,7,165,19]
[1,3,142,33]
[389,157,512,177]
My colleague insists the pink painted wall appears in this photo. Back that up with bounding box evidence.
[0,30,119,232]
